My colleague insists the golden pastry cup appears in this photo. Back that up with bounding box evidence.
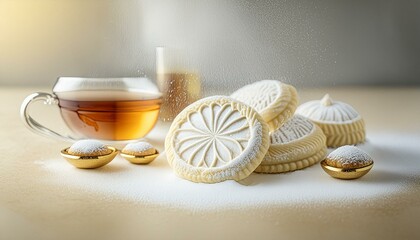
[61,146,118,169]
[320,160,373,180]
[120,150,159,164]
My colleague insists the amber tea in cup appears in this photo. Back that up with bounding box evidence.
[21,77,162,142]
[59,96,161,141]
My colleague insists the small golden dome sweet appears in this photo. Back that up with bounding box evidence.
[61,139,118,169]
[67,139,112,156]
[120,141,159,164]
[321,145,373,180]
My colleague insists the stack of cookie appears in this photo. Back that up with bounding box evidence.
[165,80,365,183]
[230,80,327,174]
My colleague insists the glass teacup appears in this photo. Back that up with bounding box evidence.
[21,77,162,142]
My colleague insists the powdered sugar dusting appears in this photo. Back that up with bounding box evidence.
[296,94,360,123]
[328,145,373,168]
[230,80,282,112]
[123,142,154,153]
[166,96,269,183]
[68,139,107,155]
[40,132,420,211]
[270,115,314,143]
[173,102,250,168]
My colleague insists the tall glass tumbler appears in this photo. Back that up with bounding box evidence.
[155,47,201,122]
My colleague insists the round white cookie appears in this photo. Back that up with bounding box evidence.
[255,115,327,173]
[165,96,270,183]
[231,80,298,132]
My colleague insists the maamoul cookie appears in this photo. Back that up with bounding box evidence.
[321,145,373,179]
[165,96,270,183]
[122,142,156,156]
[231,80,298,132]
[120,141,159,164]
[255,115,327,173]
[62,139,118,169]
[296,94,365,147]
[325,145,373,169]
[68,139,112,156]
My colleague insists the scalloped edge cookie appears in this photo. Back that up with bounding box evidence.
[296,94,366,148]
[165,96,270,183]
[231,80,298,132]
[255,116,327,173]
[314,118,365,148]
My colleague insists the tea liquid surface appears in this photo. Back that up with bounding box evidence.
[59,98,161,140]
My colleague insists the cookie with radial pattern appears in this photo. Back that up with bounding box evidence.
[165,96,270,183]
[255,115,327,173]
[231,80,298,132]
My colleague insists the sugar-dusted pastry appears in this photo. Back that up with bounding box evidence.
[230,80,298,132]
[165,96,270,183]
[62,139,118,169]
[122,142,156,156]
[325,145,373,169]
[67,139,112,156]
[296,94,365,147]
[121,141,159,164]
[255,115,327,173]
[321,145,373,179]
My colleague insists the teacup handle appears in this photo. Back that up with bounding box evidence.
[20,92,78,142]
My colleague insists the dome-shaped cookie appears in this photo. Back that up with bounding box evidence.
[255,115,327,173]
[122,142,156,156]
[231,80,298,132]
[165,96,270,183]
[68,139,112,156]
[121,141,159,164]
[296,94,365,147]
[325,145,373,169]
[61,139,118,169]
[321,145,373,179]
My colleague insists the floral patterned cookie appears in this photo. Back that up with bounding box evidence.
[165,96,270,183]
[231,80,298,132]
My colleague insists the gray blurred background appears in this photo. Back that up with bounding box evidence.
[1,0,419,91]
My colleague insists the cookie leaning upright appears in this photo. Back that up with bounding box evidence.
[165,96,270,183]
[231,80,298,131]
[296,94,365,147]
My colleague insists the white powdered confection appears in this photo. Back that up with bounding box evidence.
[230,80,298,131]
[296,94,360,123]
[296,94,366,147]
[123,142,154,153]
[327,145,373,167]
[165,96,270,183]
[270,115,314,144]
[256,114,326,173]
[231,80,284,112]
[40,132,420,210]
[68,139,108,155]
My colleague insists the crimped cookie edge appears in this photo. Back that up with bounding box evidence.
[262,124,327,165]
[165,96,270,183]
[266,84,299,131]
[314,118,366,147]
[255,146,327,173]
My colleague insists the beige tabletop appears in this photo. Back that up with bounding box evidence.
[1,86,420,240]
